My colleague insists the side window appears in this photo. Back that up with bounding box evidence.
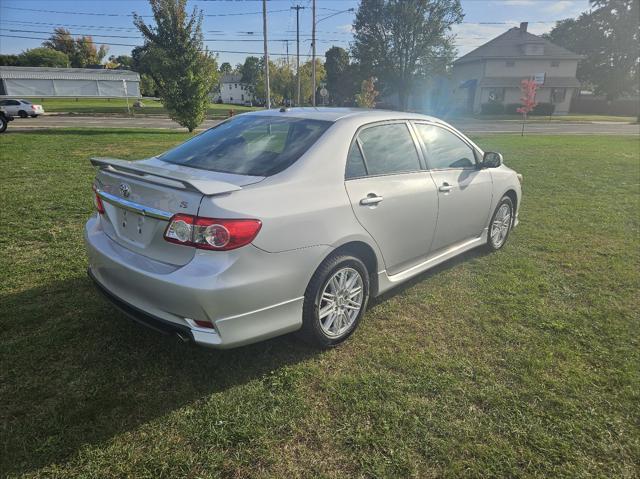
[415,124,476,169]
[357,123,420,175]
[345,141,367,178]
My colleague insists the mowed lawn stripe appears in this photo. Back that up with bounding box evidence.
[0,131,638,478]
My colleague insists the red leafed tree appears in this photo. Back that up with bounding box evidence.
[517,79,538,136]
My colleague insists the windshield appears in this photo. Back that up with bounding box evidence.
[158,115,332,176]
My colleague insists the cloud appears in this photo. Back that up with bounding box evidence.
[336,24,354,34]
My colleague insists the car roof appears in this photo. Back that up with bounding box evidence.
[243,107,445,124]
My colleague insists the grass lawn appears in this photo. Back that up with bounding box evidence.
[30,98,259,117]
[1,130,638,478]
[468,113,636,123]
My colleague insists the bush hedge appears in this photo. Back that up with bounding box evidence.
[481,102,504,114]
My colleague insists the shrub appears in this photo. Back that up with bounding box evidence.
[531,102,555,116]
[481,102,504,114]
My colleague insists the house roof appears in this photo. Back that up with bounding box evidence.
[454,26,582,64]
[0,66,140,81]
[479,77,581,88]
[220,74,243,83]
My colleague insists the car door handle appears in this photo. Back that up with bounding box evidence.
[360,194,384,206]
[439,183,453,192]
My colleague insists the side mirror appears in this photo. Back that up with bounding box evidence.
[482,151,503,168]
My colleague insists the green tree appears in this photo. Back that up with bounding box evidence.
[239,56,263,98]
[298,59,326,105]
[352,0,463,110]
[325,46,358,106]
[545,0,639,100]
[0,54,20,66]
[134,0,218,132]
[17,48,69,67]
[107,55,134,69]
[43,27,108,67]
[219,62,233,75]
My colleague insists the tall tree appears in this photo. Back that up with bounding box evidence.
[239,56,263,98]
[325,46,357,106]
[219,62,233,75]
[352,0,463,110]
[134,0,218,131]
[107,54,134,70]
[43,27,108,67]
[545,0,639,100]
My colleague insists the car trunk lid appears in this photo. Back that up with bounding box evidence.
[91,157,264,265]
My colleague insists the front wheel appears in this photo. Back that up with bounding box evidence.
[299,254,370,348]
[486,196,514,251]
[0,116,7,133]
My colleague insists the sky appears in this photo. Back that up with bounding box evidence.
[0,0,591,67]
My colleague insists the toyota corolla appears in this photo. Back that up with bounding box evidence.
[85,108,522,348]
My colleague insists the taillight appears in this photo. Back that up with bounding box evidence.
[164,214,261,251]
[92,185,105,214]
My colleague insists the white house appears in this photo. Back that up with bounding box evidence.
[451,22,582,115]
[216,74,253,105]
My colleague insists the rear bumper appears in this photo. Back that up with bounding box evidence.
[84,215,330,348]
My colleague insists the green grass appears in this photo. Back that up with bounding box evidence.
[468,113,636,123]
[1,130,638,478]
[28,98,259,117]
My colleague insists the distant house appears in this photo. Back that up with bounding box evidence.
[0,66,140,98]
[216,74,253,105]
[451,22,582,115]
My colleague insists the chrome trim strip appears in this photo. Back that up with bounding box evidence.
[96,189,173,221]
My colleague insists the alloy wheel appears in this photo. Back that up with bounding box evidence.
[490,203,512,248]
[317,267,364,338]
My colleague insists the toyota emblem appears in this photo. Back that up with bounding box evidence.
[119,183,131,198]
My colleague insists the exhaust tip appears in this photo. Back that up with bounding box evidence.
[175,331,191,343]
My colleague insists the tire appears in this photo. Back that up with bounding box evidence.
[0,116,7,133]
[486,195,514,251]
[18,110,28,118]
[299,253,370,348]
[30,114,38,118]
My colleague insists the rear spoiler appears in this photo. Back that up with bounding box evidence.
[90,157,242,196]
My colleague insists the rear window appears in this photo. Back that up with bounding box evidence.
[158,115,332,176]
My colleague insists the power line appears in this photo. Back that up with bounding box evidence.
[0,34,316,57]
[0,6,291,17]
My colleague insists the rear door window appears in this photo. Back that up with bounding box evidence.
[356,123,421,176]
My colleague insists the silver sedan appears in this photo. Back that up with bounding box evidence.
[85,108,522,349]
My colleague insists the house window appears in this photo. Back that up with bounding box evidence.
[235,83,238,88]
[551,60,560,67]
[505,60,515,67]
[487,87,505,102]
[551,88,566,104]
[230,96,233,102]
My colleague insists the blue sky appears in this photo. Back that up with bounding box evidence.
[0,0,591,66]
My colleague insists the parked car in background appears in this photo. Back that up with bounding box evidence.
[85,108,522,350]
[0,106,13,133]
[0,99,44,118]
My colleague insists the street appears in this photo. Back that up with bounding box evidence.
[6,114,639,135]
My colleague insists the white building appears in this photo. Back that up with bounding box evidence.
[0,66,140,98]
[216,74,253,105]
[451,22,582,115]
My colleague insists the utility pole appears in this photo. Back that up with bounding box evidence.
[291,4,305,106]
[311,0,316,107]
[262,0,270,109]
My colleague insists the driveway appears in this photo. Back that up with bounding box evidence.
[6,114,639,135]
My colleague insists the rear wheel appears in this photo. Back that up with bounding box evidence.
[299,254,369,348]
[486,196,514,251]
[30,114,38,118]
[18,110,28,118]
[0,116,7,133]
